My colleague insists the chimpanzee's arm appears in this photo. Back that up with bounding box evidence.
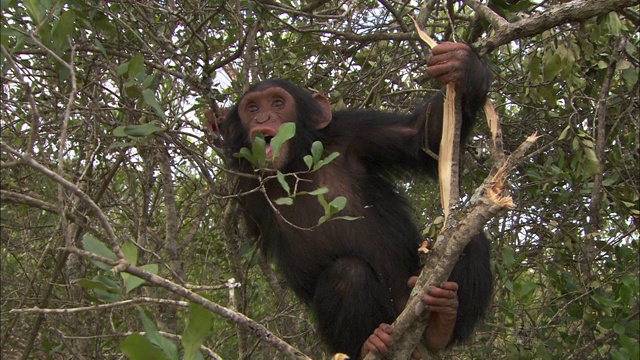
[422,42,491,156]
[328,43,490,173]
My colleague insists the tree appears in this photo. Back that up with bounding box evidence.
[1,0,637,359]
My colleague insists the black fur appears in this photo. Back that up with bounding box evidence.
[220,61,492,357]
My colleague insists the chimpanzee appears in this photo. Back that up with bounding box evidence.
[205,42,493,358]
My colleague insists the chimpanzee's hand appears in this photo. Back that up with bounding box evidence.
[359,323,395,359]
[359,323,424,360]
[407,275,459,350]
[426,42,481,86]
[203,108,228,146]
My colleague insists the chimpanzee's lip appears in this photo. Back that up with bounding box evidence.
[250,127,277,143]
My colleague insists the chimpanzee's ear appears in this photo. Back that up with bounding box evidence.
[312,93,332,129]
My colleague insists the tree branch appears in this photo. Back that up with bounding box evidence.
[465,0,636,55]
[365,99,538,358]
[58,246,313,360]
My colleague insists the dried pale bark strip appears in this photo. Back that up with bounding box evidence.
[438,82,458,218]
[410,16,459,219]
[411,16,438,48]
[484,99,506,168]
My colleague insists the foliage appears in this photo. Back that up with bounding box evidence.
[1,0,638,359]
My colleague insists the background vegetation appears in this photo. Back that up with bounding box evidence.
[1,0,638,359]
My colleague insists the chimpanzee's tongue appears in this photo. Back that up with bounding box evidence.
[265,144,273,158]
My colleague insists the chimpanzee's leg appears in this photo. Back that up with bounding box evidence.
[312,257,397,358]
[448,232,493,342]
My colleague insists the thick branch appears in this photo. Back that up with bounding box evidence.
[365,107,538,359]
[588,38,625,235]
[466,0,636,55]
[384,195,507,359]
[463,0,508,29]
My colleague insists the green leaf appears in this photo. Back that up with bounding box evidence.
[618,333,639,359]
[182,303,214,360]
[310,141,324,163]
[252,136,267,168]
[504,279,513,292]
[234,147,256,165]
[514,280,535,302]
[621,68,638,87]
[592,294,622,308]
[528,55,541,80]
[558,125,570,140]
[332,215,362,222]
[52,10,75,51]
[276,171,290,195]
[94,275,120,291]
[274,197,294,205]
[581,138,594,148]
[23,0,47,24]
[306,187,329,196]
[583,147,598,162]
[94,39,108,58]
[502,246,516,268]
[543,53,562,81]
[0,24,17,49]
[1,0,13,11]
[328,196,347,214]
[92,275,123,302]
[117,62,129,77]
[82,234,117,259]
[128,53,146,79]
[125,82,142,98]
[582,147,600,176]
[572,137,579,151]
[121,241,138,265]
[141,73,157,90]
[138,307,178,360]
[270,123,296,160]
[82,234,116,270]
[314,152,340,171]
[74,279,110,291]
[317,193,329,213]
[141,89,166,120]
[113,121,163,138]
[123,264,158,293]
[525,169,543,181]
[121,334,169,360]
[538,85,556,104]
[606,12,622,36]
[303,155,313,170]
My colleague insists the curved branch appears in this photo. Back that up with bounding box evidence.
[60,246,313,360]
[465,0,636,55]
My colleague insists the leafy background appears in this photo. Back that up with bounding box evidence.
[1,0,638,359]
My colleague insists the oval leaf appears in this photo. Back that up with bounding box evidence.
[182,303,214,360]
[276,171,291,195]
[274,197,294,205]
[113,121,163,138]
[311,141,324,163]
[141,89,166,120]
[270,123,296,160]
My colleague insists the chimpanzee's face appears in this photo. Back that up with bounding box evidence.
[237,86,297,169]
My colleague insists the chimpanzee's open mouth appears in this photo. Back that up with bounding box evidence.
[249,129,278,159]
[250,128,277,144]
